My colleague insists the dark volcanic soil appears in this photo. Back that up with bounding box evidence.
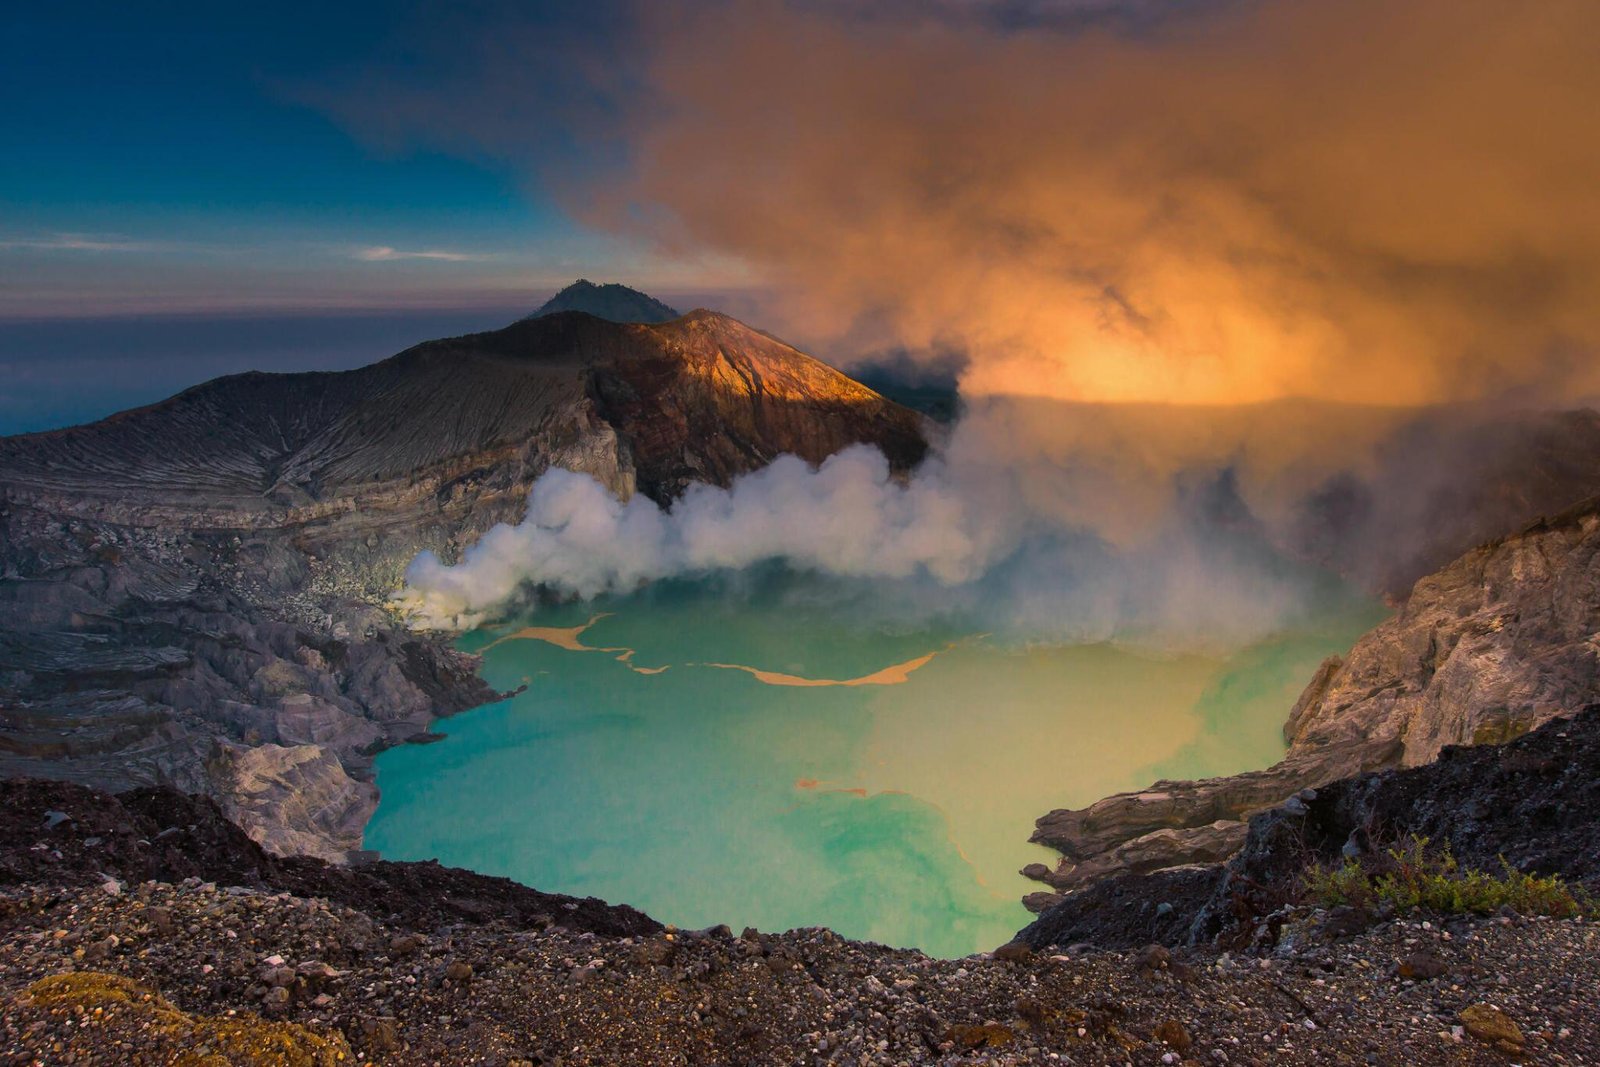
[1,753,1598,1065]
[2,869,1596,1064]
[0,778,656,940]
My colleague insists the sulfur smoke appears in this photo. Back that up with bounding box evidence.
[402,398,1403,646]
[591,0,1600,407]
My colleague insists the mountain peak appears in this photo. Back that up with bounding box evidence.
[525,280,680,324]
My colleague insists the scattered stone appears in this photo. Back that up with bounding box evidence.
[1398,950,1448,980]
[1155,1018,1193,1052]
[947,1022,1015,1049]
[1015,996,1048,1028]
[1022,890,1065,914]
[297,960,342,983]
[390,934,426,957]
[1136,944,1172,972]
[360,1016,401,1052]
[992,940,1034,964]
[1322,905,1374,938]
[1460,1004,1525,1052]
[263,965,298,988]
[630,937,676,966]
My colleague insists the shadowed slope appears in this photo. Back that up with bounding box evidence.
[0,309,926,514]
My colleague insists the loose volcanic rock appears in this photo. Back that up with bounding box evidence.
[2,878,1597,1065]
[1459,1003,1525,1052]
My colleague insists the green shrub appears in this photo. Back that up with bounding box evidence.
[1303,857,1377,909]
[1302,836,1594,919]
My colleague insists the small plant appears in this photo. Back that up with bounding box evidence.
[1302,856,1377,909]
[1302,836,1594,919]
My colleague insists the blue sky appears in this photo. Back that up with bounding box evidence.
[0,2,698,321]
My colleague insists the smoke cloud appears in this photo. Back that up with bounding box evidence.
[402,399,1384,646]
[587,0,1600,407]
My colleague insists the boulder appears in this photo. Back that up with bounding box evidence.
[218,743,376,863]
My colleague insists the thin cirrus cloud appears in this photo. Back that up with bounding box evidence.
[0,233,167,254]
[3,235,495,264]
[352,245,494,263]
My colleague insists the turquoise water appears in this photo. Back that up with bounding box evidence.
[367,575,1383,957]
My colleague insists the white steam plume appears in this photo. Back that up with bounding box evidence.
[405,447,982,606]
[399,400,1370,648]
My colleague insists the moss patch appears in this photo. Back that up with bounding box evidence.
[1471,712,1534,746]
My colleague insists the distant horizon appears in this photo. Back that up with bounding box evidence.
[10,290,1597,439]
[0,282,767,325]
[0,282,779,436]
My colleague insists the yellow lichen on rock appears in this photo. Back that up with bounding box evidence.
[1459,1002,1525,1053]
[22,972,353,1066]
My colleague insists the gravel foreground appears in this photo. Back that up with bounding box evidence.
[1,877,1595,1066]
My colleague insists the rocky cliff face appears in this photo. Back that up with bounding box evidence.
[1026,496,1600,906]
[0,306,928,862]
[1020,705,1600,952]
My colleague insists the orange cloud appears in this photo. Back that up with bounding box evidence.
[589,0,1600,407]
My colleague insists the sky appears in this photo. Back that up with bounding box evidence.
[3,0,1597,433]
[2,2,656,319]
[0,2,734,432]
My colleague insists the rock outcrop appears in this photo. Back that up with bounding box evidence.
[1028,495,1600,898]
[218,743,377,863]
[0,301,929,861]
[1020,705,1600,952]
